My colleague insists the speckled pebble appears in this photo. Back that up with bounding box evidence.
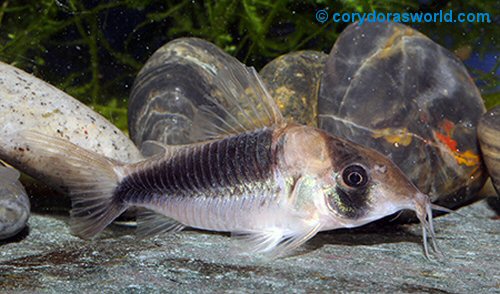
[0,61,142,164]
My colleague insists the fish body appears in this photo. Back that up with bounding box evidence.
[122,124,424,236]
[0,163,30,239]
[4,123,438,256]
[124,127,279,234]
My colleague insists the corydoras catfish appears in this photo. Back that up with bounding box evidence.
[0,162,30,239]
[2,60,444,258]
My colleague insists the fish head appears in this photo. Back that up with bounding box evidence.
[321,131,440,257]
[319,134,427,228]
[277,125,437,256]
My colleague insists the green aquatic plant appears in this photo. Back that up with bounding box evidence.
[0,0,498,130]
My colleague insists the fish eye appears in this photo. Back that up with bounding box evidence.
[342,164,368,188]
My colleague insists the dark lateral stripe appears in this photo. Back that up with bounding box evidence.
[249,132,265,179]
[239,133,251,182]
[217,139,229,186]
[177,151,191,192]
[245,132,260,179]
[197,144,210,189]
[117,128,275,202]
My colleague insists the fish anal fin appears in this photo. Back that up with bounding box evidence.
[136,209,185,238]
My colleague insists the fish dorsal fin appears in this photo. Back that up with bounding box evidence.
[190,62,284,141]
[132,38,284,146]
[0,162,20,185]
[136,209,186,238]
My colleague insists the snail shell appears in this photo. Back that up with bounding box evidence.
[478,106,500,195]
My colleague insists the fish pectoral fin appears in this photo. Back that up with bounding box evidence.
[136,209,186,238]
[233,223,321,258]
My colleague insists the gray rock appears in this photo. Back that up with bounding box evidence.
[0,199,498,293]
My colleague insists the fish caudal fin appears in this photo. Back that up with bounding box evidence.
[5,130,128,239]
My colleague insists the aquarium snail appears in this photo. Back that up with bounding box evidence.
[478,106,500,195]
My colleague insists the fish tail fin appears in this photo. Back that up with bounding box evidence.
[6,130,129,239]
